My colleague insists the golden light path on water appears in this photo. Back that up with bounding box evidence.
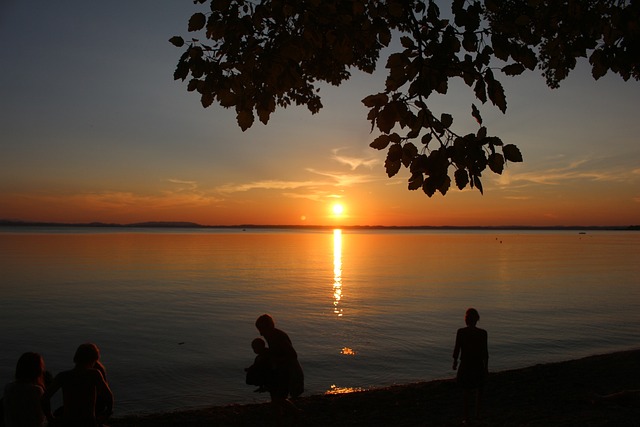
[326,229,364,395]
[332,229,343,317]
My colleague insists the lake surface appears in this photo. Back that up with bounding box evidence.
[1,227,638,415]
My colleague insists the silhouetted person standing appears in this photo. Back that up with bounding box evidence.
[453,308,488,424]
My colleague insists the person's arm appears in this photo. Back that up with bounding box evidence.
[452,329,461,370]
[483,330,489,371]
[95,370,114,420]
[25,386,45,425]
[42,375,62,423]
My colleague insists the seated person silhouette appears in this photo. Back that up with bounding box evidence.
[43,343,113,427]
[2,352,48,427]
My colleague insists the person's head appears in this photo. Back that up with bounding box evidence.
[15,352,45,387]
[465,308,480,326]
[255,314,275,336]
[73,343,100,367]
[251,337,266,354]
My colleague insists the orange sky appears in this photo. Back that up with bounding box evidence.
[1,2,639,227]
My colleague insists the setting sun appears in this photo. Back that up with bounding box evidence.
[332,203,344,216]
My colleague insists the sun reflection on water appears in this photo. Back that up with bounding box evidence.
[325,384,366,395]
[333,229,343,317]
[340,347,356,356]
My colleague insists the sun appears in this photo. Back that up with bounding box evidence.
[332,203,345,216]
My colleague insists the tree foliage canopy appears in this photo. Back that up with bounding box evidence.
[171,0,639,196]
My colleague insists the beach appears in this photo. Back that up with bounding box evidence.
[111,348,640,426]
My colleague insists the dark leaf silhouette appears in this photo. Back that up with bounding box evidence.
[188,13,206,32]
[503,144,523,163]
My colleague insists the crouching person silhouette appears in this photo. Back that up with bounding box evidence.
[255,314,304,421]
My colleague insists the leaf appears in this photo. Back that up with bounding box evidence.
[501,63,526,76]
[422,177,437,197]
[402,142,418,167]
[217,90,236,108]
[454,168,469,190]
[485,70,507,113]
[471,104,482,125]
[378,27,391,47]
[462,31,477,52]
[377,104,397,133]
[387,143,403,162]
[169,36,185,47]
[385,157,402,178]
[476,126,487,139]
[590,50,609,80]
[438,176,451,196]
[188,13,207,32]
[361,93,388,108]
[236,110,254,131]
[488,153,504,174]
[408,172,423,190]
[187,79,199,92]
[400,36,415,49]
[440,113,453,129]
[173,61,190,81]
[474,79,487,103]
[201,92,214,108]
[503,144,523,162]
[369,134,390,150]
[257,107,271,125]
[472,175,484,194]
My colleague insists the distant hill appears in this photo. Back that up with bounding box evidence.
[127,221,202,228]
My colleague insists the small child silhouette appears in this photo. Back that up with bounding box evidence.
[245,337,271,392]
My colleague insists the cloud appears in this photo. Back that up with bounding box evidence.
[281,191,333,202]
[306,168,380,187]
[79,188,215,210]
[496,156,634,188]
[14,179,223,214]
[215,160,382,199]
[167,178,199,190]
[216,179,320,194]
[331,148,380,170]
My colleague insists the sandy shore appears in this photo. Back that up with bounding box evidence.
[111,349,640,426]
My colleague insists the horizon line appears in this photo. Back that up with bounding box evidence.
[1,219,638,231]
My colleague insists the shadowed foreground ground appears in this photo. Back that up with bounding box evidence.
[111,349,640,427]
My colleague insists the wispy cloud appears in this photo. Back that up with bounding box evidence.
[167,178,199,191]
[30,179,222,212]
[331,148,380,170]
[216,179,320,194]
[214,150,383,200]
[496,156,635,188]
[306,168,380,187]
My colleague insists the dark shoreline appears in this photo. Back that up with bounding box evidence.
[1,220,638,231]
[111,349,640,426]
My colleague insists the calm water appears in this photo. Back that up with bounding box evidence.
[1,227,639,415]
